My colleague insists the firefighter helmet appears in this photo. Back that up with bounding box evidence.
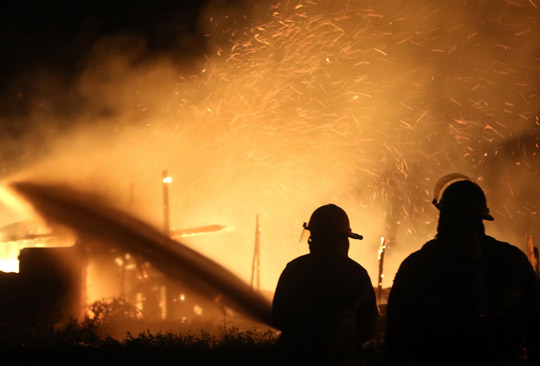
[303,204,363,240]
[433,179,494,221]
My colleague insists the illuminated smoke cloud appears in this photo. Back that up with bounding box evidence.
[1,0,539,292]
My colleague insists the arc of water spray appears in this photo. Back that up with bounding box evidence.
[8,181,274,327]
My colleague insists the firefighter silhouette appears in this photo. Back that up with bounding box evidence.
[272,204,378,365]
[385,175,540,365]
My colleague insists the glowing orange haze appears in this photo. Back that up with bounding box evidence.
[0,0,539,308]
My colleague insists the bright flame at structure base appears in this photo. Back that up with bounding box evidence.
[0,259,18,273]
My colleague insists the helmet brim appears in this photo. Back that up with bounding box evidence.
[348,232,363,240]
[483,213,494,221]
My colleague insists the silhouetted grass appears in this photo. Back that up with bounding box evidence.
[0,298,386,365]
[1,327,279,365]
[0,298,280,365]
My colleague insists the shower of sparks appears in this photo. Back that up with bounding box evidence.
[3,0,540,291]
[159,0,540,254]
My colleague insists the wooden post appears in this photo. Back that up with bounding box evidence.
[162,171,171,236]
[377,236,387,304]
[251,215,261,290]
[162,170,172,319]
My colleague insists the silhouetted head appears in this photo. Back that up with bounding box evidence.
[303,204,362,255]
[433,180,493,221]
[433,179,493,236]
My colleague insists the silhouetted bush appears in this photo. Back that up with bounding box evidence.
[0,297,280,364]
[0,298,388,365]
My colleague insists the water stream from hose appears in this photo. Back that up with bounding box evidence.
[8,181,274,327]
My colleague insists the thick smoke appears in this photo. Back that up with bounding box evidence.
[1,0,539,295]
[0,0,220,169]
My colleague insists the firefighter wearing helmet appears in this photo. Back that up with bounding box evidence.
[272,204,378,365]
[385,174,540,366]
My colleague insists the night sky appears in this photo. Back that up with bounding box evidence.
[0,0,234,136]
